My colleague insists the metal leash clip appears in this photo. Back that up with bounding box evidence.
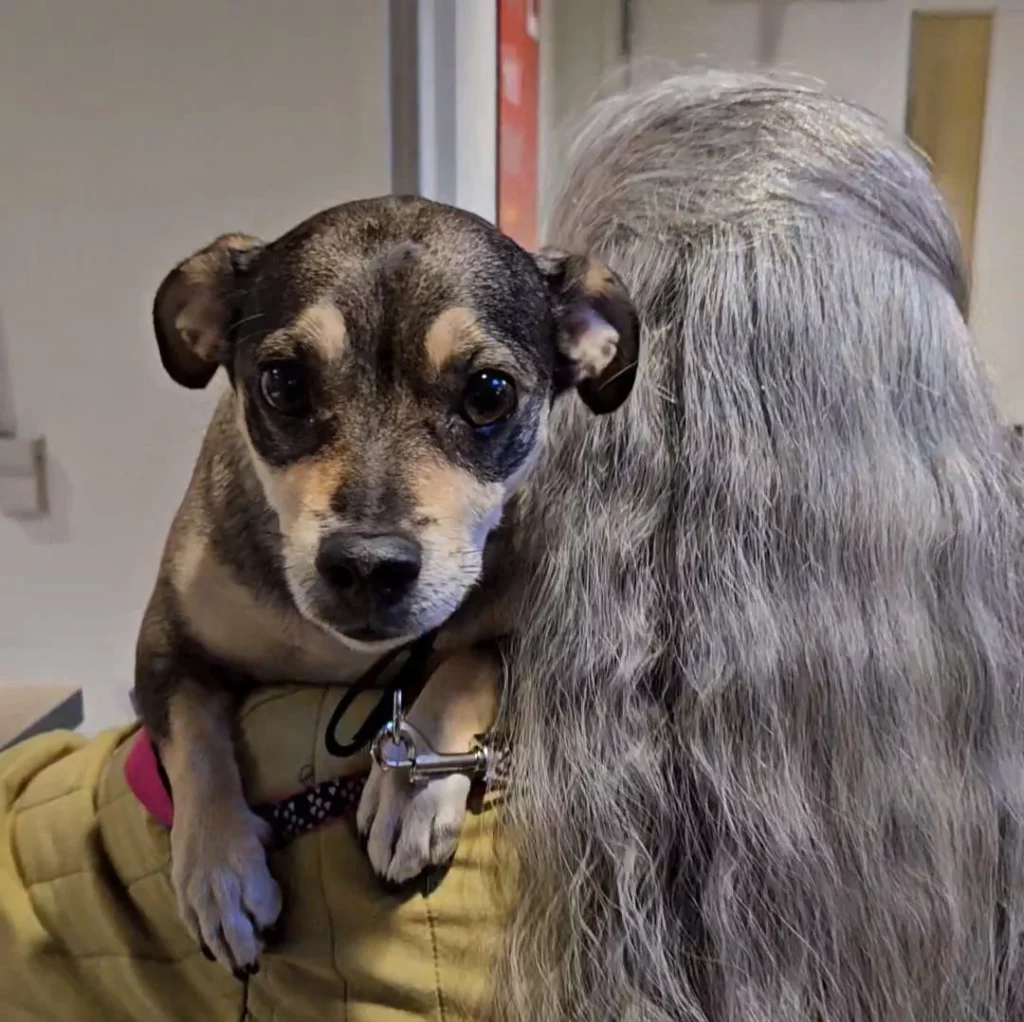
[369,689,492,785]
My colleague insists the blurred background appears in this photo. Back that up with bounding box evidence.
[1,0,1020,734]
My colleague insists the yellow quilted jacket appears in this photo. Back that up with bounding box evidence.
[0,685,504,1021]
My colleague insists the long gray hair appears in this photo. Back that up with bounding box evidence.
[495,72,1024,1022]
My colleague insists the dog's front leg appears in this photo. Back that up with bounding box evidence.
[161,681,281,975]
[357,646,501,886]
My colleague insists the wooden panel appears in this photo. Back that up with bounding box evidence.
[906,11,993,272]
[0,684,83,749]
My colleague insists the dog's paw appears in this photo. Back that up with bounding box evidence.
[356,763,471,886]
[170,804,282,976]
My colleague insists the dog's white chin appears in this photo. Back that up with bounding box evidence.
[284,556,479,656]
[281,581,412,654]
[329,627,418,654]
[307,596,471,655]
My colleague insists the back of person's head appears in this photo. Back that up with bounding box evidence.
[496,71,1024,1022]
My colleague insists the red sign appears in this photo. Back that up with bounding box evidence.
[497,0,541,250]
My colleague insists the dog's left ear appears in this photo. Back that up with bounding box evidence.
[535,249,639,415]
[152,233,263,389]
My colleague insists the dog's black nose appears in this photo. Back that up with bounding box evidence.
[316,532,422,603]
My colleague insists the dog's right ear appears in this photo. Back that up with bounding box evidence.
[152,233,263,389]
[534,248,640,415]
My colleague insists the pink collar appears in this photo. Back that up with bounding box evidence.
[123,727,375,850]
[124,725,492,851]
[124,728,175,828]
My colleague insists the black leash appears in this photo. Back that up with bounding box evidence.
[239,628,437,1022]
[238,978,250,1022]
[323,629,439,758]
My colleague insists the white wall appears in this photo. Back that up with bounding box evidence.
[634,0,910,125]
[0,1,390,731]
[454,0,498,222]
[417,0,498,221]
[631,0,1024,420]
[540,0,624,214]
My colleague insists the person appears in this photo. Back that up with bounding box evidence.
[4,71,1024,1022]
[492,72,1024,1022]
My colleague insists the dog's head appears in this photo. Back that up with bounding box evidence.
[153,197,637,650]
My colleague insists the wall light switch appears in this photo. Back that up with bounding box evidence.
[0,437,47,518]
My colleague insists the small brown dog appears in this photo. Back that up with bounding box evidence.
[135,196,638,975]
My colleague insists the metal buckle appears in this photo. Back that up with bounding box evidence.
[369,689,492,785]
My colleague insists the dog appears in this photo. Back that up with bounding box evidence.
[134,195,639,977]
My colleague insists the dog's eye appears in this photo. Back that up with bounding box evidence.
[461,370,517,428]
[259,360,310,417]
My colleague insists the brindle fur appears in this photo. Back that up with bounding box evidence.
[136,195,638,974]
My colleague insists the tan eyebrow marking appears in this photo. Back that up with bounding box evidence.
[295,302,349,361]
[424,306,488,370]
